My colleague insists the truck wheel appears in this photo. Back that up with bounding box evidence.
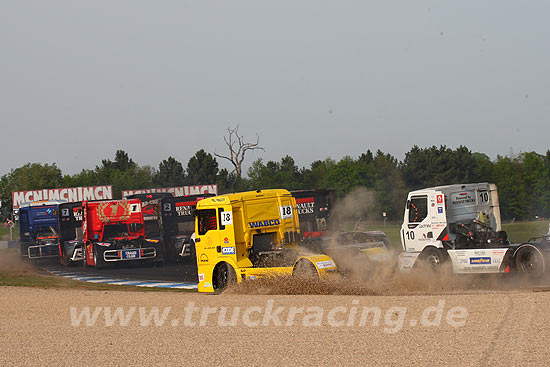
[213,262,236,291]
[93,245,105,269]
[293,259,319,280]
[515,246,544,277]
[189,240,197,265]
[420,248,446,272]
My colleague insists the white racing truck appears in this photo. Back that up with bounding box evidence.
[399,183,550,277]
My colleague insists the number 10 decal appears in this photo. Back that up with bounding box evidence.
[280,205,293,219]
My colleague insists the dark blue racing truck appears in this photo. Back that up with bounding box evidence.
[19,202,62,259]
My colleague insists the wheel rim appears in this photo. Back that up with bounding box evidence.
[519,251,541,273]
[427,254,441,267]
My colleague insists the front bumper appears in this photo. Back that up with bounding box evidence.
[28,243,59,259]
[103,247,157,262]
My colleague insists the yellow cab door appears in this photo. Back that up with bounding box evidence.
[195,203,235,291]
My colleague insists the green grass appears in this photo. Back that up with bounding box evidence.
[0,224,18,240]
[503,220,549,243]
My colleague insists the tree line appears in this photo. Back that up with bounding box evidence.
[1,146,549,222]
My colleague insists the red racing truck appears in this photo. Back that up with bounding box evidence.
[82,199,164,268]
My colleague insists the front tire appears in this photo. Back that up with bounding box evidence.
[213,262,236,291]
[93,244,105,269]
[418,247,449,273]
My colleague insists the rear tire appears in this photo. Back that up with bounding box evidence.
[213,262,236,291]
[515,246,544,278]
[293,259,319,280]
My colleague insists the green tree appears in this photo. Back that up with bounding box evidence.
[153,157,185,187]
[0,163,63,217]
[186,149,219,185]
[94,150,153,198]
[371,150,406,220]
[492,156,528,220]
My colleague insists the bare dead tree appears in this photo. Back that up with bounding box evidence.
[214,124,265,177]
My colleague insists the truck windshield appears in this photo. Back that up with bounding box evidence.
[103,223,129,239]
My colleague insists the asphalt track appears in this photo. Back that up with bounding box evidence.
[41,258,199,284]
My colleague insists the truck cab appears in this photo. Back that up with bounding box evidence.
[18,202,63,259]
[399,183,549,276]
[82,199,164,268]
[194,189,337,292]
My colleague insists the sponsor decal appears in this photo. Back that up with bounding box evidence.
[248,276,257,280]
[12,185,113,209]
[73,208,83,222]
[437,194,444,204]
[295,197,315,215]
[470,257,491,265]
[122,185,218,198]
[199,254,209,263]
[315,260,336,269]
[198,273,205,282]
[438,207,444,214]
[223,237,229,244]
[249,219,280,228]
[203,282,212,288]
[451,191,476,206]
[175,201,196,217]
[222,247,236,255]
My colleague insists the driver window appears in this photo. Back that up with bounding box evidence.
[198,209,217,235]
[408,196,428,223]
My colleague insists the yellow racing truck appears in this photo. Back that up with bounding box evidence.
[194,189,338,292]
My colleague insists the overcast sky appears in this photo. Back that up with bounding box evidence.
[1,1,548,177]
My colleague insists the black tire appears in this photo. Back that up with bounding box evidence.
[189,240,197,265]
[293,259,319,280]
[213,262,236,291]
[515,246,544,277]
[419,247,447,272]
[93,244,105,269]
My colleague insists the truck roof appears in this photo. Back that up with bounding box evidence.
[198,189,292,207]
[409,182,491,196]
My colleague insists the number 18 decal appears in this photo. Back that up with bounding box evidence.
[280,205,293,219]
[221,211,233,225]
